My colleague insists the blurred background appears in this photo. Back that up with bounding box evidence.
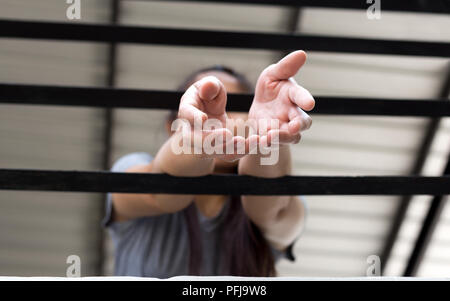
[0,0,449,277]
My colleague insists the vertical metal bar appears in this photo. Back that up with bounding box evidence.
[380,63,450,274]
[104,0,120,171]
[279,6,301,60]
[286,6,301,34]
[98,0,120,276]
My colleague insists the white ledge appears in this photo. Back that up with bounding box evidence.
[0,276,449,281]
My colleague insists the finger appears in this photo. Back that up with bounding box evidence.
[190,128,233,153]
[259,135,269,148]
[204,128,233,145]
[288,83,315,111]
[288,106,312,134]
[213,133,247,158]
[267,129,301,145]
[267,50,307,81]
[179,86,208,125]
[179,76,227,123]
[195,76,221,101]
[247,134,260,154]
[178,104,208,126]
[292,133,302,144]
[225,135,259,156]
[194,76,227,116]
[231,135,246,155]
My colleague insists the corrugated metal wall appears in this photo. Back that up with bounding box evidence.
[386,118,450,276]
[0,0,449,277]
[0,0,110,276]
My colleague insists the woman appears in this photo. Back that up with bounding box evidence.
[103,50,315,277]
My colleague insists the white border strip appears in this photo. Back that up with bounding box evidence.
[0,276,449,281]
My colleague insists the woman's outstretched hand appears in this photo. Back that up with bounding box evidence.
[176,76,253,162]
[249,50,315,146]
[178,75,228,125]
[175,50,314,162]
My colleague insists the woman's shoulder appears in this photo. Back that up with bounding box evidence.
[104,152,186,232]
[105,202,188,240]
[111,152,154,173]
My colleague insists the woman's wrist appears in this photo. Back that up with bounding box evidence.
[154,133,216,177]
[238,144,291,178]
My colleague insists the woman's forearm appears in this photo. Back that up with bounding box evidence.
[153,130,215,177]
[239,145,305,250]
[238,145,293,225]
[150,130,216,210]
[112,131,215,219]
[239,144,292,178]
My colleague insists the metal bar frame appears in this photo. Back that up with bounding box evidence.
[1,20,449,57]
[139,0,450,14]
[1,83,450,117]
[0,169,450,195]
[96,0,121,278]
[0,0,449,277]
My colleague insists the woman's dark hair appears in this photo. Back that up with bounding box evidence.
[184,195,276,276]
[173,66,276,276]
[178,65,253,92]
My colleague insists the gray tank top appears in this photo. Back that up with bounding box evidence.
[103,152,298,278]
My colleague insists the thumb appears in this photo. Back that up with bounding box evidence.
[195,76,222,101]
[194,75,227,116]
[267,50,307,80]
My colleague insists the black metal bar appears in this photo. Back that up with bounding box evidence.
[380,64,450,274]
[1,20,450,57]
[1,83,450,117]
[0,169,449,195]
[280,6,302,57]
[403,156,450,276]
[142,0,450,14]
[97,0,120,278]
[104,0,120,171]
[286,7,301,34]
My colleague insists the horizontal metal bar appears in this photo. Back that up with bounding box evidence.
[143,0,450,14]
[1,83,450,117]
[1,20,449,57]
[0,169,449,195]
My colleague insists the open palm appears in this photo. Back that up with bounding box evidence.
[249,50,315,145]
[177,76,249,161]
